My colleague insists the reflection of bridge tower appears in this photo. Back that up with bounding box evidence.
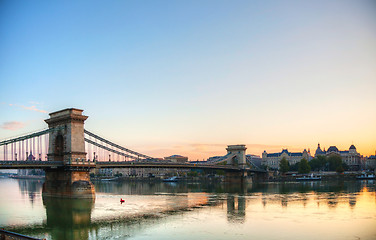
[226,145,247,169]
[43,197,94,239]
[227,195,246,223]
[43,108,95,198]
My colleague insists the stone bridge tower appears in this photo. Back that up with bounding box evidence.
[43,108,95,198]
[226,145,247,169]
[45,108,88,162]
[224,145,251,184]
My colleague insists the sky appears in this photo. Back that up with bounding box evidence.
[0,0,375,160]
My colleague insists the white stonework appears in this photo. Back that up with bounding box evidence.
[262,149,311,170]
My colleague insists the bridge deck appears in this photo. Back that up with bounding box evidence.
[0,161,266,173]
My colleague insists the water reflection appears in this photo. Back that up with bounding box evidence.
[43,197,94,240]
[17,179,43,204]
[226,195,246,223]
[3,179,376,240]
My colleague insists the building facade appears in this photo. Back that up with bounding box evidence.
[314,144,362,171]
[365,155,376,170]
[262,149,311,170]
[164,155,188,163]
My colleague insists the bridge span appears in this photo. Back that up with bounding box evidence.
[0,108,267,198]
[0,160,265,173]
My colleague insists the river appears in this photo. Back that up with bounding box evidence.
[0,178,375,240]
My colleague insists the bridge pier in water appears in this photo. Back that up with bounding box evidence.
[43,108,95,198]
[225,170,253,184]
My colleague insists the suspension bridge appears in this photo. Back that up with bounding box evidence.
[0,108,266,198]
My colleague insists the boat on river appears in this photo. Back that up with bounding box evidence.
[162,176,179,182]
[296,174,321,181]
[356,174,375,180]
[100,177,119,181]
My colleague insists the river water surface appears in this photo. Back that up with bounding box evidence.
[0,178,375,240]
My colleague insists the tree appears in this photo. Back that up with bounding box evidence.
[336,165,344,174]
[309,155,327,171]
[298,158,311,174]
[290,162,300,171]
[279,157,289,174]
[328,154,342,171]
[317,155,327,169]
[342,162,349,171]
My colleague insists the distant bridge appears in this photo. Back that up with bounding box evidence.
[0,159,265,173]
[0,108,266,198]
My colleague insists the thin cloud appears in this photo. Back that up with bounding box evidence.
[6,103,47,113]
[21,105,47,113]
[0,121,25,131]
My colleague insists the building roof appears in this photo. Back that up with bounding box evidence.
[315,143,325,155]
[349,145,356,150]
[327,146,339,152]
[266,149,304,157]
[167,155,185,158]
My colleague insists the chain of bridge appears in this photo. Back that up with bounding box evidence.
[0,127,265,173]
[0,128,57,147]
[84,129,152,160]
[0,127,63,161]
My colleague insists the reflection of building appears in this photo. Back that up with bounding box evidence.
[18,179,43,204]
[164,155,188,163]
[262,149,311,169]
[315,144,362,171]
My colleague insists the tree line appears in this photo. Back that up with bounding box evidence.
[278,154,347,174]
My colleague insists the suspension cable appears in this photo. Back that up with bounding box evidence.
[84,129,152,159]
[84,138,138,160]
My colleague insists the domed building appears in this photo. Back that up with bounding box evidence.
[315,143,325,156]
[314,144,362,171]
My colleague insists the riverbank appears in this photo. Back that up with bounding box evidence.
[268,171,375,182]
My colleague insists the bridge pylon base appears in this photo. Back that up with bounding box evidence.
[42,168,95,198]
[224,171,253,184]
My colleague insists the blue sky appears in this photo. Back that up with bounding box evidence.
[1,0,375,160]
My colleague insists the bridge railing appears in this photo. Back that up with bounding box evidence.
[63,158,97,168]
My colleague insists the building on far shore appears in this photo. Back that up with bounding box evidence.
[262,149,311,170]
[164,155,188,163]
[314,144,362,171]
[96,155,189,177]
[365,155,376,170]
[17,151,44,176]
[246,154,263,169]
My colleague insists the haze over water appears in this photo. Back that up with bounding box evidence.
[0,178,375,240]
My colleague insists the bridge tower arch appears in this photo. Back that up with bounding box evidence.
[43,108,95,198]
[226,145,247,169]
[45,108,88,162]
